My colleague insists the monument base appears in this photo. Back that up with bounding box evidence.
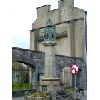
[40,77,60,92]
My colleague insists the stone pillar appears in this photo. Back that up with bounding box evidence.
[30,30,35,50]
[40,45,60,93]
[44,46,56,78]
[30,30,38,50]
[29,67,32,83]
[40,19,60,100]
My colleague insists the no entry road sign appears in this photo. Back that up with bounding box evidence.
[70,64,79,75]
[70,64,79,100]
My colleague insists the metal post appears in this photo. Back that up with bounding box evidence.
[74,75,77,100]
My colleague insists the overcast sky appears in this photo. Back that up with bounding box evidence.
[0,0,87,49]
[1,1,100,99]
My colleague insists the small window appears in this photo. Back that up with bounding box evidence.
[42,85,47,91]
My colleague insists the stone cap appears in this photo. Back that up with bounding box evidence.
[41,77,60,81]
[36,5,51,9]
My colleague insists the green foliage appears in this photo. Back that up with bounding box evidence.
[32,92,49,97]
[12,83,32,91]
[64,87,73,95]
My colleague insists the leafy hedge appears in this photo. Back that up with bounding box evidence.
[32,92,49,97]
[12,83,32,91]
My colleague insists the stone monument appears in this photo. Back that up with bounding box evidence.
[40,19,60,99]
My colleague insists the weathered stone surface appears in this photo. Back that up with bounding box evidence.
[30,0,85,58]
[12,47,87,89]
[12,89,36,97]
[56,55,87,89]
[12,47,45,68]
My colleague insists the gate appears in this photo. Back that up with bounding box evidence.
[12,62,32,91]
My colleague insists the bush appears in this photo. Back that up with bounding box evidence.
[32,92,49,97]
[64,87,73,95]
[12,83,32,91]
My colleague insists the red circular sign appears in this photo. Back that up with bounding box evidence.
[70,64,79,75]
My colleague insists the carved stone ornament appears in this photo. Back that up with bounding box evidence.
[43,19,56,46]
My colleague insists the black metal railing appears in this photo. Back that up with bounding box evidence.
[12,67,32,91]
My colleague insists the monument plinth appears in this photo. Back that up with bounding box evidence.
[40,19,60,95]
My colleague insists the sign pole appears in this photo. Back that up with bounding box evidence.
[70,64,79,100]
[74,75,77,100]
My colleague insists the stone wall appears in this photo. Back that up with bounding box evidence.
[56,55,87,89]
[12,47,87,89]
[12,47,45,68]
[12,89,36,97]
